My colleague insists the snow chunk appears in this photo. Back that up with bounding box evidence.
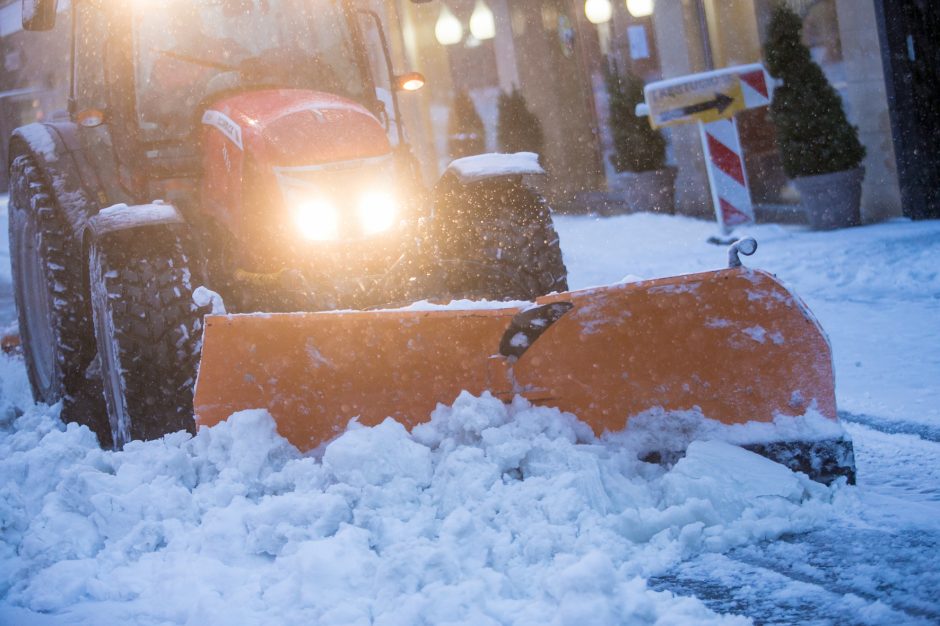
[743,325,767,343]
[323,418,431,488]
[663,440,807,507]
[192,286,226,315]
[446,151,545,183]
[740,323,785,345]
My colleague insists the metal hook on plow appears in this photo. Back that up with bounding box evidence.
[728,237,758,268]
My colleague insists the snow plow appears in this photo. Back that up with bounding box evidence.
[194,250,855,485]
[6,0,854,484]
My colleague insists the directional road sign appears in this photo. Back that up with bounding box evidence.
[646,72,745,129]
[637,64,775,235]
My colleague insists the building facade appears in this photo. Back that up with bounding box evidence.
[394,0,918,221]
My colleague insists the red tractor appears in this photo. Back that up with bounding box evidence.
[8,0,567,448]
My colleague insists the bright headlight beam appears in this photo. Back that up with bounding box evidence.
[294,199,340,241]
[357,191,398,235]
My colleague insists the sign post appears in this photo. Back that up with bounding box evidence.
[639,64,774,240]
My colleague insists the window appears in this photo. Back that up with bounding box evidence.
[133,0,368,141]
[73,0,109,111]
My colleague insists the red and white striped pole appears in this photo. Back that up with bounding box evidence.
[700,67,772,236]
[642,64,774,238]
[699,117,754,235]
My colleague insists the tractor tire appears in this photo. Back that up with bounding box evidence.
[429,178,568,301]
[8,155,100,410]
[88,228,202,448]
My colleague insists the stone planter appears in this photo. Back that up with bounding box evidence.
[794,167,865,230]
[607,167,677,215]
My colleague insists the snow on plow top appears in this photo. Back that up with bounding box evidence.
[446,151,546,183]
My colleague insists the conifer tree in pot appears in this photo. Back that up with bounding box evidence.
[765,3,866,229]
[497,88,544,157]
[448,90,486,160]
[603,61,675,214]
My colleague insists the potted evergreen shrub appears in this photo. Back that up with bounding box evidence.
[765,3,866,229]
[448,90,486,160]
[497,88,544,157]
[603,62,674,214]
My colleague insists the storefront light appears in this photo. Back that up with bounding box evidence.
[469,0,496,40]
[435,5,464,46]
[584,0,612,24]
[626,0,654,18]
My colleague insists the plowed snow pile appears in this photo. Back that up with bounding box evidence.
[0,352,844,626]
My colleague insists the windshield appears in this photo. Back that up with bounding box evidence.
[134,0,369,141]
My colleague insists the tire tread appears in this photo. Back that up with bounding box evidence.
[92,230,202,444]
[431,179,568,300]
[9,155,97,403]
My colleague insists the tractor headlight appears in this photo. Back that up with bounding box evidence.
[276,157,400,241]
[293,198,340,241]
[357,191,398,236]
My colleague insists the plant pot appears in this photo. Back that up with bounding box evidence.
[794,167,865,230]
[608,167,677,215]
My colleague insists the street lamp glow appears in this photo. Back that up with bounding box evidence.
[584,0,613,24]
[626,0,654,17]
[435,5,463,46]
[469,0,496,40]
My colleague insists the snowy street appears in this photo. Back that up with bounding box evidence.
[1,199,939,624]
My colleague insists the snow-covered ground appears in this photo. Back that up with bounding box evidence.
[0,202,938,625]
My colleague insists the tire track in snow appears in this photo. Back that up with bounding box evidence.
[839,411,940,443]
[649,531,940,625]
[650,420,940,624]
[846,421,940,503]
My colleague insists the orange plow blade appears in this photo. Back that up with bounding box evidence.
[194,267,839,454]
[194,307,521,449]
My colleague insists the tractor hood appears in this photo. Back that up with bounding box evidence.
[203,89,392,167]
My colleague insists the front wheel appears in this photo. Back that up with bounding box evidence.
[426,177,568,301]
[89,228,202,448]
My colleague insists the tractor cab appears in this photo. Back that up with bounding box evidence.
[130,0,378,144]
[29,0,420,214]
[28,0,429,284]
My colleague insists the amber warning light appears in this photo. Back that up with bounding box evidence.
[396,72,426,92]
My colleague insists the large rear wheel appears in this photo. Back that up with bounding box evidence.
[89,228,202,447]
[8,155,93,404]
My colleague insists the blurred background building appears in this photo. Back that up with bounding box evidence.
[394,0,913,221]
[0,0,936,221]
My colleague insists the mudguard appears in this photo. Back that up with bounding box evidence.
[85,203,185,239]
[442,152,546,185]
[9,122,106,235]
